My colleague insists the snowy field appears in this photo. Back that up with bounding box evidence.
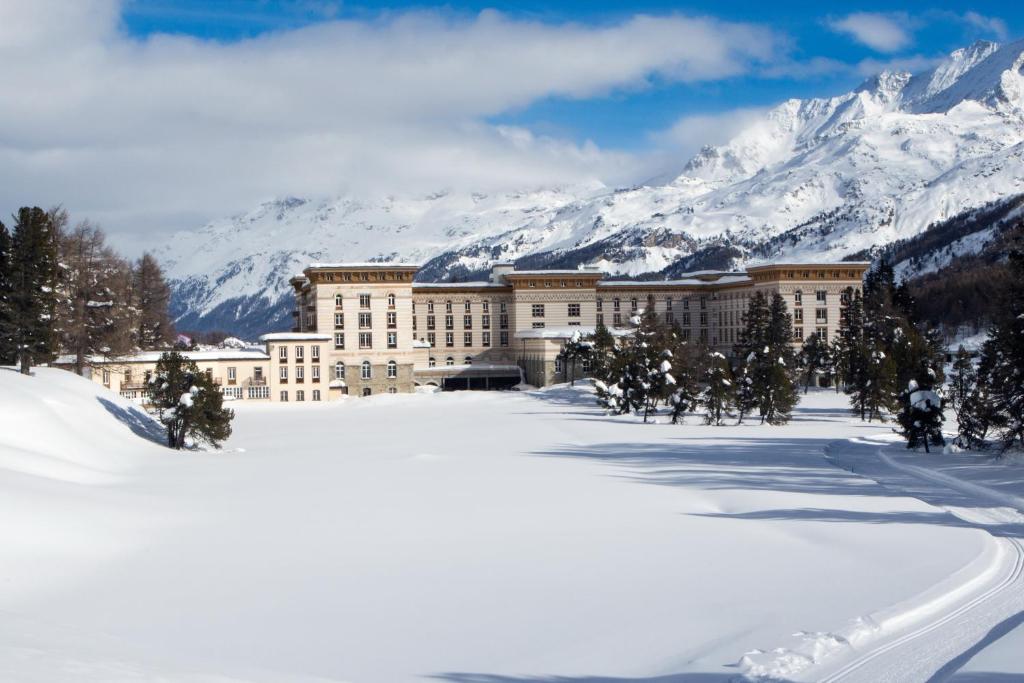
[1,368,1023,682]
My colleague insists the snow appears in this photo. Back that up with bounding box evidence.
[257,332,332,342]
[5,370,1024,680]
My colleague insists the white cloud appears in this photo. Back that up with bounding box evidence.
[0,0,783,251]
[962,11,1008,40]
[654,107,769,156]
[828,12,913,53]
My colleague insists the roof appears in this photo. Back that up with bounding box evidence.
[504,269,604,277]
[598,275,752,288]
[54,349,271,365]
[412,281,511,290]
[258,333,333,342]
[306,262,420,269]
[745,261,872,268]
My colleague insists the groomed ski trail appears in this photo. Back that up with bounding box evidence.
[740,436,1024,683]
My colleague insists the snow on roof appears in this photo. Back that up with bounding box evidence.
[412,281,510,289]
[54,349,271,365]
[516,325,601,339]
[306,262,420,269]
[598,275,751,288]
[412,339,432,348]
[505,269,603,277]
[258,333,333,342]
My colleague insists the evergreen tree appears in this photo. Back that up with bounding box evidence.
[589,322,617,385]
[558,330,592,386]
[734,361,758,424]
[700,351,735,426]
[958,354,998,449]
[800,332,831,393]
[736,291,799,425]
[133,252,174,349]
[0,220,12,364]
[947,346,976,426]
[5,207,59,374]
[895,379,945,452]
[55,221,134,374]
[668,345,700,425]
[148,351,233,449]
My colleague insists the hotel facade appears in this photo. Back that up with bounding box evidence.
[64,261,869,403]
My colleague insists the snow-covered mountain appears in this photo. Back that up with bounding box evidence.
[157,39,1024,336]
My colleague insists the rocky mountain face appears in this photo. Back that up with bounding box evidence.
[156,39,1024,337]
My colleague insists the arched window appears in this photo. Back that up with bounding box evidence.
[428,356,436,367]
[387,293,396,308]
[334,362,345,379]
[387,360,397,378]
[464,356,472,365]
[427,300,435,313]
[361,361,371,380]
[794,289,803,306]
[335,293,343,308]
[445,357,454,366]
[445,300,453,313]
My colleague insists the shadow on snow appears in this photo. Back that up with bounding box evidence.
[96,397,166,446]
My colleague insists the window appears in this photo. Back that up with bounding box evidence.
[387,387,398,394]
[279,346,287,361]
[532,322,545,329]
[311,365,320,381]
[412,315,417,331]
[446,357,454,366]
[361,361,372,380]
[464,300,471,313]
[312,390,321,401]
[499,313,508,329]
[311,345,320,360]
[296,390,305,402]
[387,292,396,308]
[296,366,304,382]
[334,362,345,379]
[683,297,690,310]
[793,326,804,341]
[554,357,562,373]
[481,314,490,328]
[582,357,591,372]
[428,356,436,367]
[631,298,638,312]
[500,302,507,313]
[464,332,472,346]
[254,367,263,381]
[387,331,397,348]
[387,311,397,328]
[482,331,491,347]
[665,311,674,324]
[794,309,804,323]
[445,332,454,347]
[700,312,708,326]
[596,298,603,311]
[387,360,397,378]
[445,300,453,313]
[531,304,545,317]
[102,369,110,385]
[227,367,237,382]
[816,326,828,341]
[463,315,472,329]
[666,297,673,310]
[444,315,454,329]
[482,301,489,313]
[359,293,371,308]
[362,387,372,397]
[567,303,580,317]
[335,293,343,308]
[816,290,827,303]
[815,308,828,323]
[279,366,288,382]
[334,333,345,349]
[682,312,691,326]
[359,312,372,328]
[700,297,707,310]
[596,313,604,326]
[280,390,288,402]
[295,345,304,360]
[335,313,344,328]
[794,290,803,306]
[613,313,622,326]
[613,298,620,311]
[464,356,473,365]
[427,315,436,330]
[500,331,509,346]
[359,332,372,349]
[427,301,435,313]
[427,332,436,347]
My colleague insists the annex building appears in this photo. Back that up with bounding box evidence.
[65,261,869,403]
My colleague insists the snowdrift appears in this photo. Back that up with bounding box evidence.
[0,367,167,484]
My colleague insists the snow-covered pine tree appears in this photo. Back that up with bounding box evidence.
[6,207,59,374]
[133,252,174,349]
[0,220,12,364]
[589,322,617,385]
[800,331,831,393]
[668,349,699,425]
[757,292,799,424]
[558,329,592,386]
[701,351,735,426]
[828,334,846,393]
[149,351,234,449]
[896,379,945,452]
[958,350,997,449]
[947,346,975,426]
[734,361,757,424]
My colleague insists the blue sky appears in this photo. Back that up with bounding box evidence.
[120,0,1021,149]
[1,0,1019,249]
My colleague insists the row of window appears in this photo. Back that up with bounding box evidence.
[330,360,399,380]
[420,300,497,314]
[420,331,506,348]
[529,303,581,318]
[332,332,398,349]
[278,345,321,361]
[332,293,393,309]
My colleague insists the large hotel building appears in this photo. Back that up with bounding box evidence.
[66,261,869,403]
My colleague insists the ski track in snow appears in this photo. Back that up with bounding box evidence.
[742,437,1024,683]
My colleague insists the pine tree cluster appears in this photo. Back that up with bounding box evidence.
[0,206,175,375]
[149,351,234,449]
